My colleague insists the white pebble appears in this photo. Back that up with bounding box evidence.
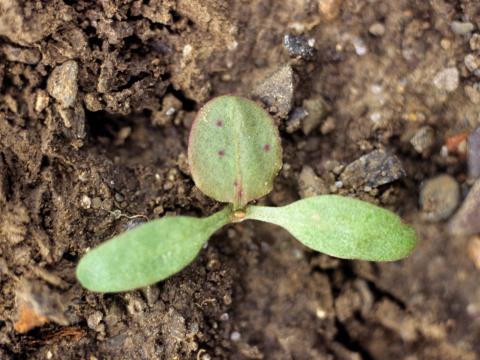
[433,67,459,92]
[230,331,241,341]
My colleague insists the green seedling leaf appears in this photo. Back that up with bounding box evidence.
[189,95,282,209]
[76,208,231,292]
[245,195,416,261]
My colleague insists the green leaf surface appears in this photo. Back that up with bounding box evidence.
[76,208,231,292]
[189,95,282,209]
[245,195,416,261]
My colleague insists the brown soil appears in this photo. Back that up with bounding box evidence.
[1,1,480,359]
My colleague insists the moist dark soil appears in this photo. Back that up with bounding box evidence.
[1,1,480,359]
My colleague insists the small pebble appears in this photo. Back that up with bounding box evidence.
[464,54,480,72]
[410,126,435,154]
[440,39,451,50]
[223,294,232,305]
[467,236,480,270]
[283,34,315,60]
[87,311,103,330]
[351,36,367,56]
[420,175,460,222]
[34,90,50,113]
[321,116,336,134]
[468,126,480,179]
[369,22,385,36]
[80,195,92,209]
[230,331,241,341]
[47,60,79,108]
[433,67,459,92]
[451,21,475,35]
[91,197,102,209]
[302,97,328,135]
[450,179,480,235]
[220,313,229,321]
[470,33,480,50]
[316,308,327,319]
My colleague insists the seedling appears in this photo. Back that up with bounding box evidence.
[77,95,416,293]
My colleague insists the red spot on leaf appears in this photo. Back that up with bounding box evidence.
[218,149,225,156]
[234,181,243,200]
[215,120,224,127]
[263,144,270,152]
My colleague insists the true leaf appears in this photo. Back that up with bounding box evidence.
[76,208,231,292]
[245,195,416,261]
[188,95,282,209]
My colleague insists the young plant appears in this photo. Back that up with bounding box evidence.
[77,95,416,293]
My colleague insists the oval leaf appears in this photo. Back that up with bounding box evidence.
[188,95,282,209]
[245,195,416,261]
[76,208,230,292]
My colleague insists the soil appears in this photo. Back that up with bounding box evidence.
[1,0,480,359]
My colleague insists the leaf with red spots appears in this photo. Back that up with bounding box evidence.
[189,95,282,209]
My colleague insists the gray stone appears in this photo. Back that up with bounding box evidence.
[47,60,78,108]
[468,126,480,179]
[340,149,406,188]
[420,175,460,222]
[449,179,480,235]
[252,65,294,117]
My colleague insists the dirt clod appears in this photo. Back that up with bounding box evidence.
[298,166,328,198]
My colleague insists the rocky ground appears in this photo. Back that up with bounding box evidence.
[1,0,480,359]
